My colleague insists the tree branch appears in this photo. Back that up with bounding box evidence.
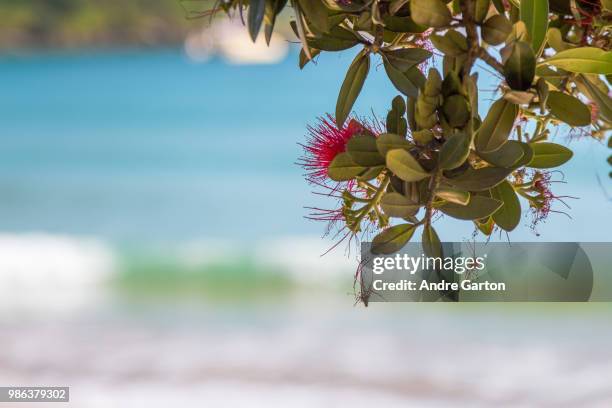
[460,0,479,77]
[424,169,441,229]
[477,47,505,75]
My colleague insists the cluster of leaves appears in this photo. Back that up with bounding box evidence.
[211,0,612,256]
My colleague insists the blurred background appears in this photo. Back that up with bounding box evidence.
[1,1,612,406]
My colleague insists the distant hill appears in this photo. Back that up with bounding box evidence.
[0,0,205,50]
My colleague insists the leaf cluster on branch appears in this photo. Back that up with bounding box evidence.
[208,0,612,256]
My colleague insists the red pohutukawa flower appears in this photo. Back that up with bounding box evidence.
[529,171,576,233]
[298,114,375,187]
[299,114,386,252]
[565,0,601,29]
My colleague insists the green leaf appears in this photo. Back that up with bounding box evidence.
[475,216,495,236]
[424,68,442,97]
[383,60,425,98]
[575,75,612,123]
[292,3,312,60]
[346,135,385,166]
[430,31,467,57]
[413,129,434,145]
[439,196,503,220]
[503,90,536,105]
[503,90,536,106]
[407,97,417,131]
[357,165,384,181]
[264,0,288,45]
[380,192,420,218]
[546,91,592,127]
[386,149,431,182]
[512,142,534,168]
[491,0,505,13]
[416,96,437,122]
[439,131,471,170]
[325,25,361,41]
[410,0,452,28]
[474,0,491,23]
[546,27,570,52]
[520,0,548,55]
[308,35,358,51]
[446,30,469,51]
[441,71,463,98]
[478,140,525,168]
[536,77,549,113]
[371,224,416,254]
[390,0,411,15]
[541,47,612,75]
[327,152,366,181]
[444,166,513,191]
[248,0,267,42]
[527,142,573,168]
[535,64,566,85]
[482,15,512,46]
[327,13,348,28]
[475,99,519,153]
[392,95,406,113]
[504,41,536,91]
[384,48,433,72]
[299,47,320,69]
[387,97,408,136]
[422,225,443,258]
[297,0,329,33]
[386,112,400,135]
[336,50,370,127]
[464,73,479,114]
[321,0,366,12]
[376,133,412,156]
[305,25,360,51]
[435,185,470,205]
[383,15,427,33]
[511,20,529,43]
[442,95,471,127]
[491,180,521,231]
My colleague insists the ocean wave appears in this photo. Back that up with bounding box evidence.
[0,232,115,313]
[0,233,360,310]
[253,236,356,284]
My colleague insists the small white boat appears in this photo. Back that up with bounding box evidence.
[185,19,289,65]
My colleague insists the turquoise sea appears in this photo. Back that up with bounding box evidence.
[1,47,610,245]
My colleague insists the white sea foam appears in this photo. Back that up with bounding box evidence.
[173,235,356,284]
[0,233,115,313]
[176,238,237,268]
[0,233,356,314]
[254,236,356,284]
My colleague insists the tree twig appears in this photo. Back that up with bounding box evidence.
[424,170,441,229]
[460,0,479,77]
[477,47,504,75]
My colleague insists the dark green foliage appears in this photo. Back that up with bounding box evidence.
[213,0,611,259]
